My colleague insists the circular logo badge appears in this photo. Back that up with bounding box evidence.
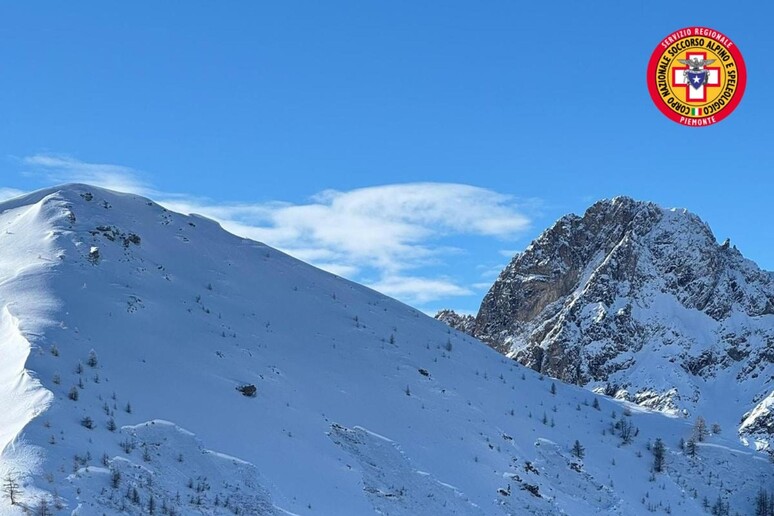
[647,27,746,126]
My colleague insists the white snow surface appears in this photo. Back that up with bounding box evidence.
[0,185,771,515]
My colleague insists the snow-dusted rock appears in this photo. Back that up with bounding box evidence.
[444,197,774,449]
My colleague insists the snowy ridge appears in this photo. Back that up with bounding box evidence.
[0,191,63,492]
[0,185,771,515]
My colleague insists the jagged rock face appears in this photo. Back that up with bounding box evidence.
[741,392,774,450]
[434,309,476,335]
[451,197,774,450]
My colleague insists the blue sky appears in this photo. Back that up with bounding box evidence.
[1,2,772,314]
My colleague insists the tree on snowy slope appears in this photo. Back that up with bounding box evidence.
[652,438,665,473]
[694,416,708,442]
[571,440,585,459]
[2,472,20,505]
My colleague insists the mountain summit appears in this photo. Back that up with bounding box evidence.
[440,196,774,451]
[1,186,772,515]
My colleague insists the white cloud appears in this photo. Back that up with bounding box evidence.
[20,154,534,308]
[22,154,152,195]
[366,275,473,305]
[159,184,531,304]
[476,263,507,280]
[0,188,25,201]
[311,263,361,278]
[218,184,527,272]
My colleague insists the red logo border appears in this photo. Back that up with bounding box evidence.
[647,27,747,126]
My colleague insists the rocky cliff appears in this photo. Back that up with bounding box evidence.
[438,197,774,451]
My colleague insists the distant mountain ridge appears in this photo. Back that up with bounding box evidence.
[438,197,774,451]
[434,309,475,335]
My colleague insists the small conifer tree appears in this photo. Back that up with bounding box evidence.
[571,439,585,459]
[652,438,665,472]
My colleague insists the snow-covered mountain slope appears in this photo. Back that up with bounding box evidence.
[1,185,772,515]
[439,197,774,454]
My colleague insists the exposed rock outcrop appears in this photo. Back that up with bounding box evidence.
[438,197,774,450]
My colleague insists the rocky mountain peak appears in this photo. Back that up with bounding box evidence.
[438,197,774,451]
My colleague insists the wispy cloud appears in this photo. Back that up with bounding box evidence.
[367,275,474,305]
[157,185,531,304]
[22,154,152,195]
[19,154,534,307]
[0,188,25,201]
[476,262,508,281]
